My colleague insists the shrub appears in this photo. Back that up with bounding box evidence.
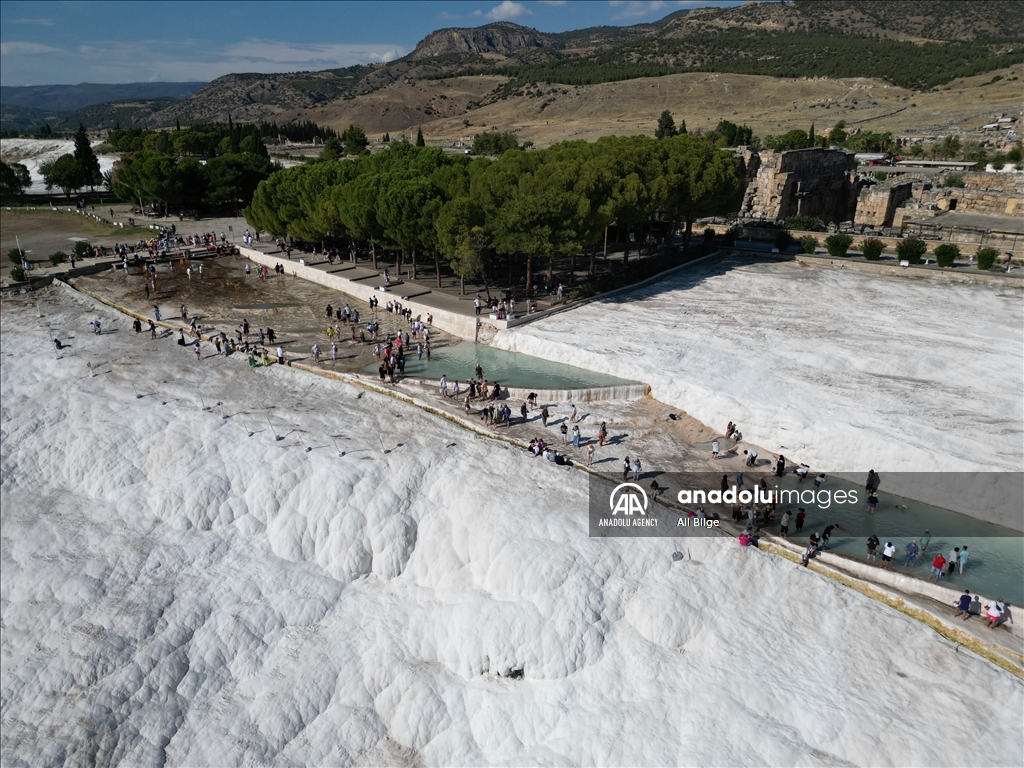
[10,266,26,282]
[896,236,927,264]
[49,251,66,266]
[825,232,854,257]
[774,229,794,251]
[73,241,92,259]
[873,171,888,182]
[975,247,998,271]
[942,173,966,188]
[799,235,819,254]
[721,226,739,245]
[783,214,825,232]
[934,243,960,267]
[861,238,884,261]
[7,247,23,265]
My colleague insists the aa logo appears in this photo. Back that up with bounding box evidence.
[609,483,648,516]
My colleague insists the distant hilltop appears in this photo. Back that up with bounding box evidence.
[0,82,206,113]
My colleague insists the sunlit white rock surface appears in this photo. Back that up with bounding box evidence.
[2,287,1022,766]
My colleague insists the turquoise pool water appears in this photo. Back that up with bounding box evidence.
[762,474,1024,606]
[364,342,636,390]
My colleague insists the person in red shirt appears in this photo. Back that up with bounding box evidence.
[928,553,947,582]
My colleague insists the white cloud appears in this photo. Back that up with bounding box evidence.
[222,40,403,66]
[6,17,53,25]
[0,37,407,86]
[0,41,61,55]
[608,1,667,20]
[487,1,532,21]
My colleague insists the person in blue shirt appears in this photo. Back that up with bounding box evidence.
[952,590,973,620]
[903,539,920,567]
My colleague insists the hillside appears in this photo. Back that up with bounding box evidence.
[5,3,1018,136]
[663,1,1022,41]
[0,104,62,132]
[409,20,658,59]
[149,1,1021,133]
[49,97,182,131]
[287,66,1023,148]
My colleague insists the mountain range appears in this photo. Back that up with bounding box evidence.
[1,1,1020,138]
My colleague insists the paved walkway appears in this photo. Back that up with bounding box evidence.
[242,240,566,320]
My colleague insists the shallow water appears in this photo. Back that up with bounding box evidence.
[364,342,636,390]
[763,474,1024,606]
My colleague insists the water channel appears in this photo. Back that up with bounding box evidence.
[364,341,637,390]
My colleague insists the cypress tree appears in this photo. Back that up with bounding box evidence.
[416,127,425,147]
[72,123,101,191]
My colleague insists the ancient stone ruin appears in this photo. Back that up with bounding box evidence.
[739,148,860,226]
[736,148,1023,250]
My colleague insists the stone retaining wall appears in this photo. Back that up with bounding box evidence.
[241,247,481,340]
[854,181,914,228]
[794,253,1023,288]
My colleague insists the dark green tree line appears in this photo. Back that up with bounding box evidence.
[245,134,740,296]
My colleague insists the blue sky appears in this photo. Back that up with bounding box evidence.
[0,0,742,86]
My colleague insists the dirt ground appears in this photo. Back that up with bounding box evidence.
[71,252,460,375]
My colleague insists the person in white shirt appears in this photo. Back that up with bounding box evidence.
[881,541,896,569]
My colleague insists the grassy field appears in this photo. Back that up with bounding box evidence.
[1,208,159,262]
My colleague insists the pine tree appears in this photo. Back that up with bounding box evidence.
[655,110,677,139]
[809,123,815,147]
[175,118,181,132]
[416,127,425,147]
[383,132,390,143]
[679,119,687,135]
[72,123,101,191]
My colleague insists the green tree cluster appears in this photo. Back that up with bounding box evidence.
[111,151,273,213]
[245,134,740,296]
[705,120,752,147]
[257,119,338,143]
[472,131,521,156]
[38,123,103,197]
[474,28,1018,92]
[108,122,269,158]
[343,124,369,156]
[0,160,31,202]
[655,111,687,139]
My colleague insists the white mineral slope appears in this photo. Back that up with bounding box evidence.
[2,288,1022,766]
[492,258,1024,525]
[0,138,118,193]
